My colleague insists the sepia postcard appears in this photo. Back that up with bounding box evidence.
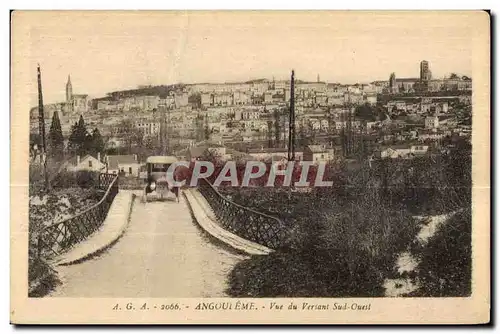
[10,10,490,324]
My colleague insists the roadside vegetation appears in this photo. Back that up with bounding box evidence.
[29,165,102,297]
[216,139,471,297]
[409,208,472,297]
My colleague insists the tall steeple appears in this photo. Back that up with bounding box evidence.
[66,74,73,103]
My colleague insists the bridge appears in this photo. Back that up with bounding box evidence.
[41,174,288,297]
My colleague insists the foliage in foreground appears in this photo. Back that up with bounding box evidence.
[28,170,103,297]
[227,250,385,297]
[225,183,419,297]
[224,141,471,297]
[28,257,61,297]
[410,208,472,297]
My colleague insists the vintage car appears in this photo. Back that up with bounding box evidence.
[143,156,180,202]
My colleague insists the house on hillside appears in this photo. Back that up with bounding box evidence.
[410,145,429,156]
[247,147,304,162]
[303,145,334,163]
[106,154,141,176]
[376,145,411,159]
[187,146,207,161]
[59,153,106,172]
[376,144,429,159]
[187,143,229,161]
[425,116,439,130]
[418,130,446,141]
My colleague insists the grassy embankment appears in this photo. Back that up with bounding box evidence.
[216,142,471,297]
[28,165,102,297]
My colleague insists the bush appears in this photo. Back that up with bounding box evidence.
[51,170,99,188]
[411,208,472,297]
[28,257,61,297]
[222,142,471,297]
[224,174,419,297]
[227,249,385,297]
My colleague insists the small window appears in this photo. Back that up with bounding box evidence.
[89,160,92,168]
[129,167,132,175]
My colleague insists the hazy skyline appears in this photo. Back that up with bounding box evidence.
[20,11,475,105]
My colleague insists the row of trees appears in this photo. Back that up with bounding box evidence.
[45,112,104,160]
[44,111,179,161]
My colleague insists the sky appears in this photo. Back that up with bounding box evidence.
[16,11,476,105]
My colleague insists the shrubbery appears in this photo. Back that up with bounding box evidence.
[411,208,472,297]
[29,169,104,297]
[51,170,99,188]
[223,140,471,297]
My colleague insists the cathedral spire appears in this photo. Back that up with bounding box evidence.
[66,74,73,103]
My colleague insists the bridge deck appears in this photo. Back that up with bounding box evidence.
[50,194,246,297]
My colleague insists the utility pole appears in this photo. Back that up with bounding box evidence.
[288,69,296,161]
[159,106,164,155]
[165,106,170,154]
[158,105,170,155]
[37,64,49,190]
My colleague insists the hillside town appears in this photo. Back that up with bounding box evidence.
[21,7,484,310]
[30,59,472,175]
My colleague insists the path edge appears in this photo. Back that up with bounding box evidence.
[184,188,272,256]
[54,192,136,266]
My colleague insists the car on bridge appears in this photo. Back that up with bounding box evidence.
[143,156,180,203]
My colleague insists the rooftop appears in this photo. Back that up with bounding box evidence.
[395,78,420,82]
[307,145,328,153]
[107,155,137,169]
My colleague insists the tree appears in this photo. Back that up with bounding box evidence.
[267,120,274,148]
[116,119,143,155]
[188,93,201,108]
[144,135,161,156]
[354,103,377,122]
[273,109,281,147]
[90,128,105,154]
[204,115,211,141]
[297,123,309,147]
[47,111,64,159]
[309,122,317,145]
[68,115,89,156]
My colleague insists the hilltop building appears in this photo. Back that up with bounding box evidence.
[66,75,89,113]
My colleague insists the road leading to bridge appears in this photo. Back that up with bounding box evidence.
[50,194,247,298]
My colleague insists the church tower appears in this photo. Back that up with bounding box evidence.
[66,75,73,103]
[389,72,398,94]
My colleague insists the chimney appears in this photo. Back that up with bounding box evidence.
[77,155,80,165]
[97,152,101,162]
[134,154,137,162]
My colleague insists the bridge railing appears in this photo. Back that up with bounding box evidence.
[97,172,117,190]
[37,173,119,258]
[198,178,289,249]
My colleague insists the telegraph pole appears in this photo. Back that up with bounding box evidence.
[165,106,170,154]
[288,70,296,161]
[159,105,168,155]
[37,64,49,189]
